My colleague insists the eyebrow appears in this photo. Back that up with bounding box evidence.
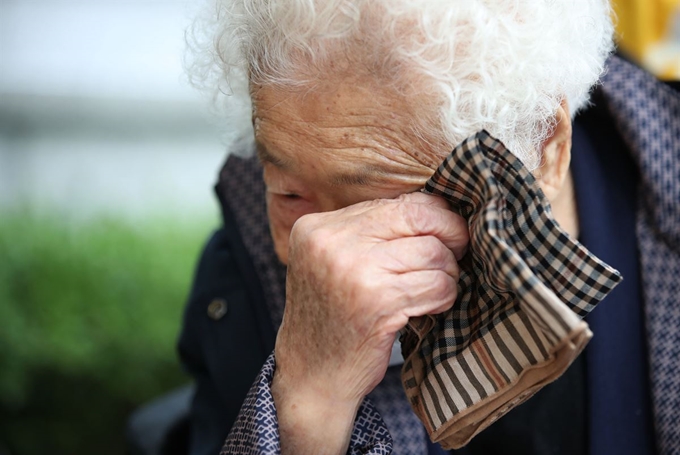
[256,143,291,169]
[329,167,383,186]
[256,142,392,187]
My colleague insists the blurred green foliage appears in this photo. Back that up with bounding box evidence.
[0,211,216,455]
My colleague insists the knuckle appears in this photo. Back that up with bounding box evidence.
[308,228,337,260]
[397,201,429,232]
[354,268,381,296]
[326,249,354,278]
[290,213,316,239]
[415,236,455,272]
[433,272,457,301]
[430,270,449,291]
[291,220,335,262]
[450,261,461,281]
[423,236,448,263]
[395,192,413,203]
[364,197,391,208]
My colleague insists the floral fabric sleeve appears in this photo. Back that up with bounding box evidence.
[220,352,393,455]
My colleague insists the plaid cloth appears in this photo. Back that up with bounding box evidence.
[400,131,622,449]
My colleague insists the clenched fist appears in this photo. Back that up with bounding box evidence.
[272,191,469,455]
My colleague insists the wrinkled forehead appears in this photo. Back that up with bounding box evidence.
[250,77,446,173]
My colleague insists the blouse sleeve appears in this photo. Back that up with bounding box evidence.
[221,352,394,455]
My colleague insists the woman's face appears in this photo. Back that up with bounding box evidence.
[252,76,447,264]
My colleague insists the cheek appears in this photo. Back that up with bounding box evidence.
[266,193,318,264]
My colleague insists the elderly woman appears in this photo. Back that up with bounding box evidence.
[179,1,680,454]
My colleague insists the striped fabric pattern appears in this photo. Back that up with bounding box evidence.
[400,131,623,449]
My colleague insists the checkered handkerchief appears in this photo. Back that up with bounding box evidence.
[400,131,622,449]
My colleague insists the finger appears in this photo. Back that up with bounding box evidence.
[323,191,450,219]
[394,270,458,317]
[395,191,451,209]
[372,236,459,278]
[363,202,469,259]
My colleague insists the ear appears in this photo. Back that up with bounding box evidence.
[535,99,572,202]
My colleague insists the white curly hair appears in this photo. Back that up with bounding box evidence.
[186,0,614,170]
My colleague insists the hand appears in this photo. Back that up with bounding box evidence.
[272,192,469,454]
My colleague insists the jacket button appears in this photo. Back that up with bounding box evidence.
[207,298,228,320]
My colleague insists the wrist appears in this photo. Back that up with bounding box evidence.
[273,369,362,455]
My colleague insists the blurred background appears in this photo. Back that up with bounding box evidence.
[0,1,678,454]
[0,1,223,454]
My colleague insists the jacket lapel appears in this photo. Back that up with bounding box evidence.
[600,56,680,455]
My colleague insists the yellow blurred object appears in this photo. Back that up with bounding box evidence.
[613,0,680,79]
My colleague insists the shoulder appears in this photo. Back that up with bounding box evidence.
[178,224,271,377]
[178,214,276,452]
[179,152,276,392]
[598,55,680,131]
